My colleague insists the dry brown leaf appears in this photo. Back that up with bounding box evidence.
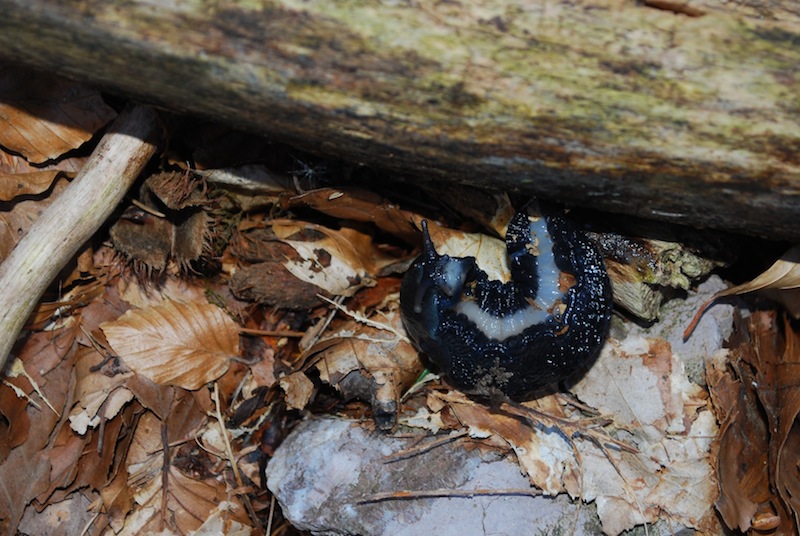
[0,171,71,201]
[280,372,315,411]
[0,65,116,163]
[40,400,133,508]
[707,349,774,532]
[0,146,88,175]
[425,221,511,282]
[102,469,135,533]
[122,410,252,535]
[686,245,800,336]
[102,301,239,390]
[68,345,134,435]
[0,174,71,259]
[775,318,800,533]
[707,312,800,534]
[285,187,421,243]
[0,329,78,532]
[746,312,800,534]
[0,381,30,458]
[273,220,400,297]
[298,308,422,430]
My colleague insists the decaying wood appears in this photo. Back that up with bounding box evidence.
[0,0,798,239]
[0,104,159,371]
[598,234,727,321]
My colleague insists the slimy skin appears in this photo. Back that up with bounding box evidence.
[400,207,612,400]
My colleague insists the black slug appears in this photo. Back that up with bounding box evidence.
[400,205,612,400]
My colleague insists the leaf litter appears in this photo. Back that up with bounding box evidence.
[0,67,799,536]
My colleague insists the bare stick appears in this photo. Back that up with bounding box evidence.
[357,487,542,504]
[0,104,160,371]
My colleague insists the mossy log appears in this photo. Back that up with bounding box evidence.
[0,0,798,239]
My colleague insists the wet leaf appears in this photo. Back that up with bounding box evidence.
[102,301,239,390]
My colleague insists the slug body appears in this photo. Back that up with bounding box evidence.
[400,207,612,400]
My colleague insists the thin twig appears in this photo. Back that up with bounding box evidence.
[382,430,469,463]
[240,327,307,338]
[160,422,170,532]
[131,198,166,217]
[212,382,259,525]
[266,494,276,535]
[0,104,160,371]
[317,294,409,342]
[357,487,542,504]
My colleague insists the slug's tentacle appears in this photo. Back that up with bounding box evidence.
[400,205,612,400]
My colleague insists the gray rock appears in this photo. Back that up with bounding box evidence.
[623,275,734,384]
[267,417,601,536]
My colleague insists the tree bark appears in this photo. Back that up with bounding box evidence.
[0,0,798,239]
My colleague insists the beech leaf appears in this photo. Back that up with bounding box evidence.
[273,221,396,297]
[685,245,800,338]
[0,171,70,201]
[101,301,238,390]
[716,245,800,295]
[425,222,510,282]
[0,66,116,163]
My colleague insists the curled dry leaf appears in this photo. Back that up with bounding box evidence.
[0,66,116,163]
[272,220,400,297]
[712,311,800,534]
[101,301,239,390]
[286,308,422,431]
[0,175,71,259]
[0,171,71,201]
[285,187,422,243]
[686,245,800,336]
[424,221,511,282]
[722,245,800,293]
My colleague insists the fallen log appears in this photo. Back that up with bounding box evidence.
[0,0,798,239]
